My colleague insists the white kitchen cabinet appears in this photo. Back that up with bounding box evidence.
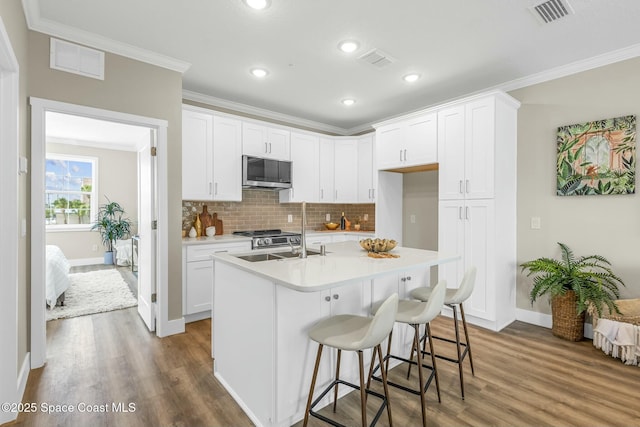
[182,106,242,201]
[318,137,335,203]
[357,134,376,202]
[182,108,213,200]
[275,281,368,426]
[333,139,358,203]
[183,240,251,317]
[279,132,319,203]
[212,116,242,201]
[438,97,497,200]
[242,121,290,161]
[376,112,437,170]
[436,91,519,331]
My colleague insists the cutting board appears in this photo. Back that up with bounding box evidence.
[212,213,223,235]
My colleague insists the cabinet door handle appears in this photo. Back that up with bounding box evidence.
[466,179,470,194]
[466,206,470,220]
[265,142,268,153]
[321,188,324,199]
[459,206,463,220]
[269,143,272,153]
[406,276,412,281]
[325,296,331,302]
[404,149,407,161]
[459,180,464,194]
[371,188,375,199]
[209,182,212,195]
[333,294,339,300]
[214,182,218,195]
[400,150,403,162]
[335,190,338,200]
[401,277,406,282]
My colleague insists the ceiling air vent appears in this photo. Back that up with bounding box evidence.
[530,0,574,24]
[358,48,396,69]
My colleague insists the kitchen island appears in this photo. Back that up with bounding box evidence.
[211,241,458,427]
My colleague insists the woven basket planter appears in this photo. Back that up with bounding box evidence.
[551,290,585,341]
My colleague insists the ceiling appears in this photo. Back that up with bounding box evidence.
[25,0,640,135]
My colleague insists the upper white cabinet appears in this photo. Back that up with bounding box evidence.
[318,137,335,203]
[334,139,359,203]
[182,106,242,201]
[242,122,290,161]
[279,132,319,203]
[182,108,213,201]
[357,134,376,202]
[212,116,242,201]
[376,112,437,170]
[438,97,497,200]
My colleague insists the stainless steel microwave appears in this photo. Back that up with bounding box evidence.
[242,155,292,189]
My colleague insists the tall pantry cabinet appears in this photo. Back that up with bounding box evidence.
[437,92,519,331]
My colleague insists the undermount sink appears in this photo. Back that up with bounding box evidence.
[235,249,323,262]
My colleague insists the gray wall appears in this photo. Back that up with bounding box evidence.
[510,57,640,315]
[46,143,138,260]
[27,30,184,321]
[402,170,438,251]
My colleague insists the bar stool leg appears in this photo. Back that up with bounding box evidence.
[406,329,418,380]
[452,304,466,400]
[333,349,342,412]
[412,324,428,427]
[376,344,393,427]
[460,304,475,375]
[358,350,367,427]
[304,344,324,427]
[425,323,441,403]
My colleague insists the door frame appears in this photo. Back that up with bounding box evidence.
[0,16,21,425]
[29,97,169,368]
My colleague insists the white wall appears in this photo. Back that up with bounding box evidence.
[510,56,640,315]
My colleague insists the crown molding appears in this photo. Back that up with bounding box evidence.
[22,0,190,73]
[182,90,352,135]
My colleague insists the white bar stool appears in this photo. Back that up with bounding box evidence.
[409,266,477,400]
[367,280,447,427]
[303,293,398,427]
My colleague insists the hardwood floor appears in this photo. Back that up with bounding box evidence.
[6,311,640,427]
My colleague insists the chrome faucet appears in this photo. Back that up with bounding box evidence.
[300,201,308,259]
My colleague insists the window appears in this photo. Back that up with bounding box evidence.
[45,154,97,230]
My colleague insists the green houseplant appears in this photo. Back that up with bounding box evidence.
[520,242,624,341]
[91,198,132,264]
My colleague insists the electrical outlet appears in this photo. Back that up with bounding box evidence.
[363,214,368,221]
[287,214,293,223]
[92,244,98,252]
[531,217,541,229]
[410,214,416,224]
[325,213,331,222]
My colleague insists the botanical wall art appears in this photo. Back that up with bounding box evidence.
[557,115,636,196]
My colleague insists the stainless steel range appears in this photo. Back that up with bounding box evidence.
[233,229,302,249]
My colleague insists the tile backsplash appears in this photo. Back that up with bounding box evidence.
[182,190,375,234]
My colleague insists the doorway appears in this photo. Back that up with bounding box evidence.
[30,98,169,368]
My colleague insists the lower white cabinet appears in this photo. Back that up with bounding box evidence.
[183,241,251,317]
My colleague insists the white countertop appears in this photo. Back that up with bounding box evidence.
[182,234,252,245]
[212,240,459,292]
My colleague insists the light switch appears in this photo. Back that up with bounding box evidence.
[410,214,416,224]
[530,217,541,230]
[363,214,368,221]
[325,213,331,222]
[21,218,27,237]
[287,214,293,223]
[19,156,28,174]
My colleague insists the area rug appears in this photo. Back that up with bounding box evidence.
[46,269,137,321]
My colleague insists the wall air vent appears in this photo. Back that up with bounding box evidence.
[50,38,105,80]
[358,48,396,69]
[530,0,574,24]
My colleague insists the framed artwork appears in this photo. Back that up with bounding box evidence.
[557,115,636,196]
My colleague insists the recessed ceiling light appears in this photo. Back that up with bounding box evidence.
[403,73,421,83]
[244,0,271,10]
[341,99,356,106]
[338,40,359,53]
[250,68,268,78]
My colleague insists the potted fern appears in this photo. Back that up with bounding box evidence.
[92,198,132,264]
[520,242,624,341]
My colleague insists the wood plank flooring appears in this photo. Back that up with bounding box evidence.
[6,309,640,427]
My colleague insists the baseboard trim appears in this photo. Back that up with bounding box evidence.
[18,352,30,399]
[515,308,593,339]
[158,317,185,337]
[68,257,104,267]
[184,311,211,324]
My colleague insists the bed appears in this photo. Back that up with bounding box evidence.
[46,245,71,308]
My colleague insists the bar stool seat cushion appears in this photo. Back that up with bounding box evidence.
[372,299,440,325]
[410,287,459,304]
[309,315,374,351]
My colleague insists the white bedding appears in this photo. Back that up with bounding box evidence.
[46,245,71,308]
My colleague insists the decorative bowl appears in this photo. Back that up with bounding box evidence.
[324,222,340,230]
[359,238,397,253]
